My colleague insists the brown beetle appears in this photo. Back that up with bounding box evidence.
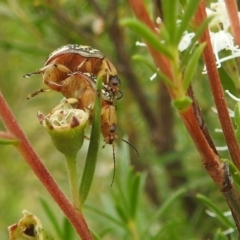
[24,44,120,99]
[101,100,118,145]
[36,71,118,145]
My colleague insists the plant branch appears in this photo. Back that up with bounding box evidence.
[180,107,224,185]
[127,0,173,83]
[0,131,19,145]
[0,91,93,240]
[0,131,17,140]
[195,1,240,171]
[127,0,225,187]
[224,0,240,46]
[127,0,240,232]
[188,85,218,155]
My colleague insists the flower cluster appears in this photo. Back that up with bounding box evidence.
[38,100,89,156]
[136,0,240,78]
[179,0,240,70]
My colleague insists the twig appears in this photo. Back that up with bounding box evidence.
[225,0,240,46]
[127,0,240,234]
[127,0,224,186]
[195,1,240,171]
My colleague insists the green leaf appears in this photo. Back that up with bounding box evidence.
[172,96,192,111]
[0,138,18,145]
[179,0,187,9]
[222,59,240,90]
[85,204,126,228]
[190,16,213,49]
[183,43,206,92]
[196,194,235,228]
[79,76,102,208]
[62,217,74,240]
[161,0,178,44]
[175,0,201,44]
[129,173,141,218]
[143,188,186,236]
[132,55,174,86]
[218,67,238,97]
[121,19,173,59]
[90,230,101,240]
[114,167,133,217]
[38,197,62,238]
[114,175,130,216]
[180,16,212,68]
[115,204,129,223]
[234,103,240,145]
[213,229,229,240]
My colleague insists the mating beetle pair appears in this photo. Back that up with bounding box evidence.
[24,44,120,145]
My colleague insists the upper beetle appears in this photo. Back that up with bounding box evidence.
[24,44,120,99]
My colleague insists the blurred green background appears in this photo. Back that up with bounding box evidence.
[0,0,236,239]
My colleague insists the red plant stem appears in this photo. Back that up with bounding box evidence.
[128,0,173,84]
[0,131,17,140]
[224,0,240,69]
[127,0,240,232]
[195,1,240,171]
[127,0,224,186]
[180,107,224,186]
[0,92,93,240]
[224,0,240,46]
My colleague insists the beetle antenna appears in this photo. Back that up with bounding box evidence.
[110,144,116,187]
[121,139,139,159]
[117,91,123,100]
[23,71,39,78]
[102,143,116,187]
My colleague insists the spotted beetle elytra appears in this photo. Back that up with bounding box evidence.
[24,44,121,99]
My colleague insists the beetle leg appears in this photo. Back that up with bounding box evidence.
[80,72,97,90]
[24,64,55,78]
[27,88,52,99]
[65,97,79,105]
[41,80,63,92]
[105,68,110,84]
[86,60,93,72]
[48,81,63,87]
[84,135,90,140]
[50,97,79,114]
[76,58,88,71]
[23,64,71,78]
[26,77,65,99]
[53,64,72,73]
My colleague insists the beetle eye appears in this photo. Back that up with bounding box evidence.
[109,124,117,133]
[110,76,120,86]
